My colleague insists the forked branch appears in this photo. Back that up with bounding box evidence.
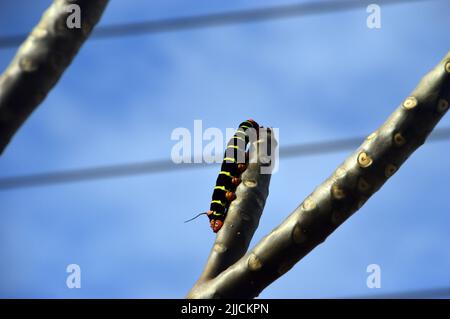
[188,51,450,298]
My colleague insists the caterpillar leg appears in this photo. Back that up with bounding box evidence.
[225,191,236,202]
[231,176,241,186]
[237,163,247,173]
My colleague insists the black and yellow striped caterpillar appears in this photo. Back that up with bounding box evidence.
[186,119,260,232]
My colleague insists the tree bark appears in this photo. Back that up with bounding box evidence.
[0,0,109,154]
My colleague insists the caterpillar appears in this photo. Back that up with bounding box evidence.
[186,119,260,233]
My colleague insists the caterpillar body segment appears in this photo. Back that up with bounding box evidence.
[207,119,260,233]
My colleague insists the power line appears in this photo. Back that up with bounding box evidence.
[0,0,439,50]
[1,127,449,191]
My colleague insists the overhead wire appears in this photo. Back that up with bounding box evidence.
[1,127,449,190]
[0,0,441,49]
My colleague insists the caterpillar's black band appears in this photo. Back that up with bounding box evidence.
[208,120,260,224]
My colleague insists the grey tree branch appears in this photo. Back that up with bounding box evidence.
[188,51,450,298]
[188,129,277,297]
[0,0,109,154]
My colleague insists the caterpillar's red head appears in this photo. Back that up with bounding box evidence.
[185,211,224,233]
[205,210,223,233]
[210,219,224,233]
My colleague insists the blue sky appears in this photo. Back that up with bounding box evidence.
[0,0,449,298]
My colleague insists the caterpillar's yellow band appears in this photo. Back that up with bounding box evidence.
[232,136,245,142]
[219,171,233,177]
[223,157,236,163]
[214,185,231,192]
[211,200,226,207]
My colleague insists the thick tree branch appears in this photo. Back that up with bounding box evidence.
[0,0,109,154]
[188,51,450,298]
[188,129,277,297]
